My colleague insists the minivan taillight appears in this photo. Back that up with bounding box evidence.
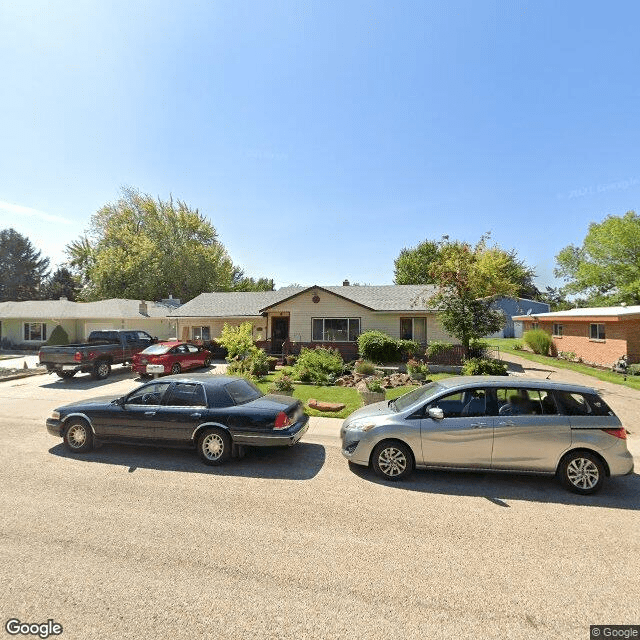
[602,427,627,439]
[74,351,82,362]
[274,411,291,430]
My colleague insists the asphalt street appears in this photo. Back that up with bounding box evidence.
[1,369,638,640]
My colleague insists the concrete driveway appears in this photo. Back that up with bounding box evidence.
[0,365,638,640]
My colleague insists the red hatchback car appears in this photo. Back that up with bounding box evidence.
[132,341,212,377]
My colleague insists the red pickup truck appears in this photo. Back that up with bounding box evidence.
[38,330,156,380]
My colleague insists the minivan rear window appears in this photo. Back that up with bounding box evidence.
[555,391,614,416]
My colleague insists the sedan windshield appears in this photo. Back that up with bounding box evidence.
[141,344,173,355]
[224,379,264,405]
[393,381,444,412]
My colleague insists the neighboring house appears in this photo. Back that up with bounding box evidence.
[488,297,551,338]
[513,305,640,366]
[0,298,181,348]
[170,284,456,360]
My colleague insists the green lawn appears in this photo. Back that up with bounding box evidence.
[256,372,452,419]
[486,338,640,391]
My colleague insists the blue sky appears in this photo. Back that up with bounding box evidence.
[1,0,638,290]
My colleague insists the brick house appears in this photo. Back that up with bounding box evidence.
[170,283,456,360]
[513,305,640,366]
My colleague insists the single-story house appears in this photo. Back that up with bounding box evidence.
[513,305,640,366]
[487,297,550,338]
[170,284,456,360]
[0,298,181,348]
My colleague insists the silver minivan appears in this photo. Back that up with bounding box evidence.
[340,376,634,494]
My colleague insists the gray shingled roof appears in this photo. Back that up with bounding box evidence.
[0,299,178,320]
[171,285,438,317]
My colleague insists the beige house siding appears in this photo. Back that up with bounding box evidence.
[175,317,267,342]
[1,317,175,346]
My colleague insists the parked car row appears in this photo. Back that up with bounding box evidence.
[39,332,214,380]
[45,374,634,495]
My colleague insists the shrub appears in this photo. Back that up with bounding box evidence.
[355,360,376,375]
[218,322,257,360]
[357,331,418,363]
[426,341,454,360]
[227,348,269,379]
[267,373,295,394]
[293,347,344,385]
[627,364,640,376]
[365,378,384,393]
[406,359,430,377]
[512,341,523,351]
[523,329,553,355]
[558,351,577,361]
[46,325,69,346]
[461,358,508,376]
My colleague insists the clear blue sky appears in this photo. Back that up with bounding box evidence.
[1,0,638,290]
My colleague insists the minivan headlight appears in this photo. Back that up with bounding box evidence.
[347,419,376,432]
[50,411,60,420]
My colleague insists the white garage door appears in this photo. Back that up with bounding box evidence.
[84,323,116,339]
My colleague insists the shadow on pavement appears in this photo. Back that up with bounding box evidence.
[348,463,640,510]
[40,366,137,390]
[49,440,325,481]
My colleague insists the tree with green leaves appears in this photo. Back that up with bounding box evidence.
[394,239,440,285]
[555,210,640,305]
[43,267,79,301]
[395,235,539,298]
[0,228,50,301]
[66,187,273,301]
[426,236,523,356]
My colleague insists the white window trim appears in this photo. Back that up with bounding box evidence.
[24,322,47,342]
[589,323,606,341]
[552,323,563,337]
[312,318,360,342]
[400,317,427,342]
[192,326,211,341]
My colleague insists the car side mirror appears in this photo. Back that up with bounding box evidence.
[117,396,126,407]
[428,407,444,420]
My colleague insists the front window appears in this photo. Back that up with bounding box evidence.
[553,323,563,337]
[428,388,490,418]
[312,318,360,342]
[590,323,605,340]
[192,326,211,341]
[126,382,172,406]
[24,322,47,341]
[400,317,427,343]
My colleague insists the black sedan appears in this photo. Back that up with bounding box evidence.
[46,375,309,465]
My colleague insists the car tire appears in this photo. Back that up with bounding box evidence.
[63,419,93,453]
[56,371,76,379]
[171,363,181,375]
[371,440,413,481]
[197,428,231,466]
[558,451,605,495]
[203,356,212,368]
[92,360,111,380]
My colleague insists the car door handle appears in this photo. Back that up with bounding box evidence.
[144,411,156,416]
[190,413,202,419]
[471,422,489,428]
[497,420,515,426]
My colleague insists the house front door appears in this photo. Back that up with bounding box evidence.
[271,317,289,354]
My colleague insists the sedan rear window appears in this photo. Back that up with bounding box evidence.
[141,344,172,355]
[224,379,263,405]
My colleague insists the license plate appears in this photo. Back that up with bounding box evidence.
[62,365,78,371]
[146,364,165,373]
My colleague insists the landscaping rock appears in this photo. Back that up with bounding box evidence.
[307,399,346,412]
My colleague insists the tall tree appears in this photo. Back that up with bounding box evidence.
[394,239,440,285]
[66,187,272,301]
[555,210,640,305]
[43,267,79,301]
[394,235,539,298]
[0,228,50,301]
[426,236,522,356]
